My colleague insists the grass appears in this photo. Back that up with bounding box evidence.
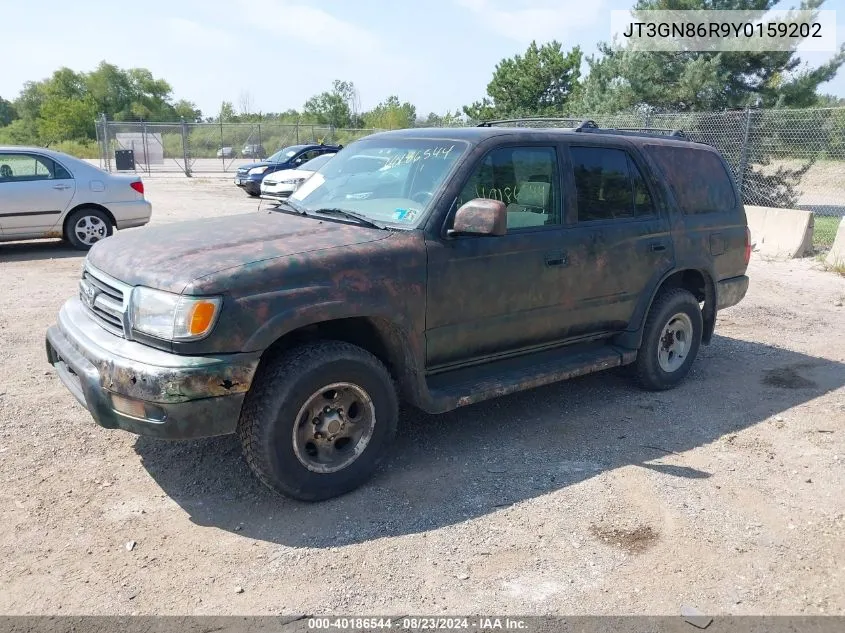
[813,215,842,249]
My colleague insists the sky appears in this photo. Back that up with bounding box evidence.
[1,0,845,118]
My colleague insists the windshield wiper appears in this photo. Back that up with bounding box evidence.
[271,199,309,215]
[312,207,386,229]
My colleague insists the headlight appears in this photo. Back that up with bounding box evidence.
[130,287,222,341]
[248,166,268,175]
[280,177,306,185]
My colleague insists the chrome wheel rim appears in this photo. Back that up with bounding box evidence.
[658,312,693,373]
[291,382,376,473]
[74,215,107,246]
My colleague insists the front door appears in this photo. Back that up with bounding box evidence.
[425,144,575,368]
[0,152,76,237]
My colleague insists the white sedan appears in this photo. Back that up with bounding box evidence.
[260,152,336,201]
[0,146,152,250]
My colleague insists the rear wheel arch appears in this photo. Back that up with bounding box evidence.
[616,267,716,350]
[62,204,116,249]
[63,203,116,234]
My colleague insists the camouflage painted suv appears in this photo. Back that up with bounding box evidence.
[46,120,750,501]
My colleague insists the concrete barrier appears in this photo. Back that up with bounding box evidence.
[825,217,845,267]
[744,205,814,259]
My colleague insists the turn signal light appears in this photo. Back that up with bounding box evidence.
[188,301,217,336]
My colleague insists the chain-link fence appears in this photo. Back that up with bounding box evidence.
[94,115,380,177]
[96,108,845,247]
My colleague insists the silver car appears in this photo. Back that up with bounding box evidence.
[0,146,152,250]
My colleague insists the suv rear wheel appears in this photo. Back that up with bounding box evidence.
[238,341,398,501]
[634,288,703,391]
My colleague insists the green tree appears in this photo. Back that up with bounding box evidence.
[217,101,238,123]
[37,96,98,142]
[0,97,17,126]
[173,99,203,122]
[303,80,358,127]
[363,96,416,129]
[463,41,582,119]
[574,0,845,113]
[417,110,465,127]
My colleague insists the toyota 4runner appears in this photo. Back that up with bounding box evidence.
[46,120,750,501]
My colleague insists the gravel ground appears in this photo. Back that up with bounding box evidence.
[0,178,844,616]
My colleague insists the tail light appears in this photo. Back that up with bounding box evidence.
[130,180,144,195]
[744,227,751,265]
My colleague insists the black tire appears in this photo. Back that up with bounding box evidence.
[238,341,398,501]
[246,190,260,198]
[64,207,113,250]
[634,288,703,391]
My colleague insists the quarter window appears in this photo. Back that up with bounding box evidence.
[644,144,737,214]
[458,146,561,229]
[571,147,655,222]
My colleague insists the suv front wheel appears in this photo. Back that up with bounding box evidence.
[238,341,398,501]
[634,288,703,391]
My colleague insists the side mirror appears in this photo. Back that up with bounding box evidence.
[448,198,507,237]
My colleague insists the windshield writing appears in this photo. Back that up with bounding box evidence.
[290,139,467,227]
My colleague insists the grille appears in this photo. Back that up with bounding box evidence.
[79,264,131,338]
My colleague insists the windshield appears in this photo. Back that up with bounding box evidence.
[299,153,335,171]
[289,138,468,228]
[267,145,307,163]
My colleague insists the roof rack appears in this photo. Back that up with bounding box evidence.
[477,117,598,130]
[576,126,690,140]
[476,118,692,141]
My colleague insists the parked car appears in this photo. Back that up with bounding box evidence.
[46,123,750,502]
[241,144,266,159]
[234,143,342,196]
[216,147,236,159]
[260,152,336,201]
[0,146,151,250]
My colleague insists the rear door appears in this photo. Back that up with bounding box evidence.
[0,152,76,237]
[559,141,675,333]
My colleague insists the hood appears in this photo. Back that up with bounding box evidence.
[263,168,315,183]
[238,160,287,172]
[86,211,389,294]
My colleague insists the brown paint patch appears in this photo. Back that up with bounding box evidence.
[590,524,660,554]
[762,366,817,390]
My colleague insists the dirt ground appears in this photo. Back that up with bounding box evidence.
[0,178,844,616]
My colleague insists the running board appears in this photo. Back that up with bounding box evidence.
[424,342,636,414]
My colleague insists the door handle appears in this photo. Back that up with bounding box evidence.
[545,251,567,267]
[649,242,667,252]
[53,184,71,190]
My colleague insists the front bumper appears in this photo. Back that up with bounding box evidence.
[234,175,261,195]
[717,275,750,310]
[260,187,294,200]
[45,297,261,439]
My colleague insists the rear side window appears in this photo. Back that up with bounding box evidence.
[570,147,656,222]
[644,145,737,214]
[0,153,68,182]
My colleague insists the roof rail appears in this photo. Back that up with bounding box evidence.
[477,117,597,129]
[474,118,693,141]
[577,126,690,140]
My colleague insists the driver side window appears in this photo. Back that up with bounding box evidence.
[457,146,561,229]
